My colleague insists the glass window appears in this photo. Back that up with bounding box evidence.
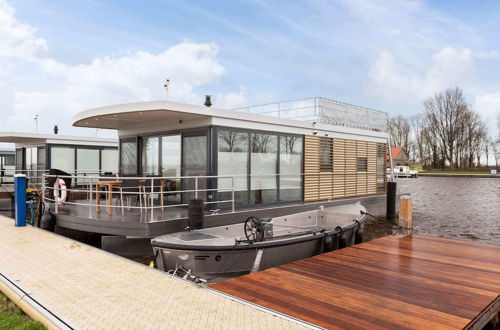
[24,147,37,172]
[182,134,207,202]
[51,147,75,173]
[120,140,137,175]
[320,138,333,172]
[141,136,159,176]
[279,136,303,201]
[251,133,278,204]
[15,148,23,171]
[357,157,368,172]
[4,155,15,166]
[101,149,118,174]
[162,135,181,177]
[77,149,100,175]
[37,147,45,171]
[217,130,249,206]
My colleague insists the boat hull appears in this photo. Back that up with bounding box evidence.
[153,222,360,282]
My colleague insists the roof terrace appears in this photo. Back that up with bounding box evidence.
[234,96,388,132]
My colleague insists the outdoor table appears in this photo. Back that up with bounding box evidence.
[96,180,123,215]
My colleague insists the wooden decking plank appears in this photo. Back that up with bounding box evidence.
[324,248,500,293]
[211,235,500,329]
[256,267,467,329]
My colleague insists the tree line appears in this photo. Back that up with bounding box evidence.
[389,87,500,169]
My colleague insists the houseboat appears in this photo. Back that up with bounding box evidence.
[0,132,118,183]
[44,97,390,256]
[0,148,15,184]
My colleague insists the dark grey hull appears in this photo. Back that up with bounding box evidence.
[152,204,366,282]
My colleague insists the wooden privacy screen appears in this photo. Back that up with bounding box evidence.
[304,135,386,202]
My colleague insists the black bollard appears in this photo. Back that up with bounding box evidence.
[188,199,204,230]
[386,181,397,222]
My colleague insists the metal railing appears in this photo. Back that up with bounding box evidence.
[38,171,386,223]
[234,96,388,132]
[41,174,237,222]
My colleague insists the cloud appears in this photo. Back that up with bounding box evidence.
[366,47,474,103]
[474,92,500,136]
[0,0,47,60]
[0,0,239,137]
[215,89,247,109]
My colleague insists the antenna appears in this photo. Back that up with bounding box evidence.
[164,79,170,99]
[34,114,39,133]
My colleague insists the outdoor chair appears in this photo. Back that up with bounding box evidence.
[118,179,144,215]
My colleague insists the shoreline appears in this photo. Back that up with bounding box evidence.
[417,173,500,178]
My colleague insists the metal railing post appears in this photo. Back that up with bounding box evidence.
[88,177,92,219]
[150,178,154,222]
[195,177,198,199]
[231,176,235,213]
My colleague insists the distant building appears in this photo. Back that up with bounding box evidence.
[387,147,409,166]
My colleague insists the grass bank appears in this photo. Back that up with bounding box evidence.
[0,292,45,330]
[419,170,492,175]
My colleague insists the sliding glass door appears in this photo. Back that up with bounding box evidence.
[182,132,208,203]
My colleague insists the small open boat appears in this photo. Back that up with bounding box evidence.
[151,203,367,282]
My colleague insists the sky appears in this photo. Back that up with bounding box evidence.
[1,0,499,141]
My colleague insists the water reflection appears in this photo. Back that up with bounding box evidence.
[364,176,500,245]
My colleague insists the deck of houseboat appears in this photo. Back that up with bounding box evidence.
[51,193,388,237]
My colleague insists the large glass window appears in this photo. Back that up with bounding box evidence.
[51,147,75,173]
[15,148,23,171]
[141,136,159,176]
[77,149,100,175]
[162,135,181,203]
[162,135,181,177]
[279,136,303,201]
[217,130,249,206]
[120,140,137,175]
[101,149,118,174]
[183,134,207,202]
[25,147,38,173]
[251,133,278,204]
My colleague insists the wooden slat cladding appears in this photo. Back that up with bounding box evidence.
[303,135,386,201]
[211,235,500,330]
[356,141,368,195]
[345,140,357,196]
[367,142,377,194]
[333,139,345,198]
[304,135,320,201]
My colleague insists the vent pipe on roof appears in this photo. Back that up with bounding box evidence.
[53,125,59,134]
[204,95,212,107]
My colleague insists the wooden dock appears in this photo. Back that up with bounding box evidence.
[211,235,500,329]
[0,215,306,329]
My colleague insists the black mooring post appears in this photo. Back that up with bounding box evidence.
[188,199,204,230]
[387,181,397,221]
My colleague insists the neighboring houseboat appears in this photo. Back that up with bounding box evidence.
[45,97,390,255]
[0,132,118,182]
[0,148,15,184]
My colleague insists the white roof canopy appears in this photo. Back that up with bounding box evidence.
[0,132,117,147]
[73,100,389,143]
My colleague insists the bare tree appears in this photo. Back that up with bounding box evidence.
[388,115,411,152]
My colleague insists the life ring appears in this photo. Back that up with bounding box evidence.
[53,178,67,204]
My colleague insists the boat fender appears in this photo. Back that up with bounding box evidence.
[335,226,347,249]
[53,178,67,204]
[149,249,160,268]
[323,233,334,252]
[40,210,55,232]
[353,219,364,244]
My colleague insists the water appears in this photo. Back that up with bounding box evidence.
[364,176,500,245]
